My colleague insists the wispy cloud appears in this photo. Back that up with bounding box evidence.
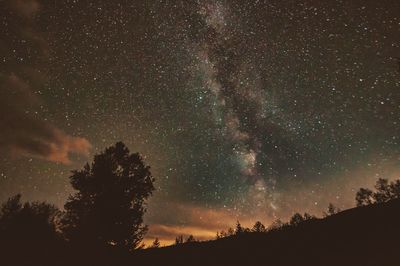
[0,0,91,164]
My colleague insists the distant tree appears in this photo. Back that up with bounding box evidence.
[355,188,374,206]
[303,212,316,221]
[175,235,184,245]
[234,221,244,235]
[290,213,303,225]
[217,229,232,238]
[252,221,266,233]
[355,178,400,207]
[0,194,22,219]
[268,219,284,231]
[288,212,316,226]
[323,203,341,217]
[373,178,392,203]
[61,142,155,250]
[151,238,160,248]
[390,180,400,198]
[186,235,195,243]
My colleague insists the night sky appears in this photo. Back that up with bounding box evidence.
[1,0,399,245]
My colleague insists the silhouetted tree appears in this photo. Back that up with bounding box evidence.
[323,203,341,217]
[0,195,59,240]
[356,188,374,206]
[390,179,400,198]
[235,221,244,235]
[186,235,195,243]
[61,142,155,250]
[0,194,22,219]
[0,194,60,264]
[373,178,392,203]
[303,212,316,221]
[289,213,316,227]
[175,235,184,245]
[216,229,232,239]
[290,213,303,225]
[268,219,284,231]
[252,221,266,233]
[151,238,160,248]
[355,178,400,207]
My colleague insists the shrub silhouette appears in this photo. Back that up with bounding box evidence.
[61,142,155,250]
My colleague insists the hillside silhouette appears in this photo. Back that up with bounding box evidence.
[132,198,400,266]
[1,144,399,266]
[2,197,399,266]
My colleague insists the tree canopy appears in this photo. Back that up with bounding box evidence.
[0,194,61,265]
[62,142,155,250]
[356,178,400,206]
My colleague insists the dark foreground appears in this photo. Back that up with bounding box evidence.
[133,199,400,266]
[2,199,400,266]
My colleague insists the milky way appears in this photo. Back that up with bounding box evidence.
[1,0,399,244]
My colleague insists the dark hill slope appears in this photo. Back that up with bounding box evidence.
[132,199,400,266]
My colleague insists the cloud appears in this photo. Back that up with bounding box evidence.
[0,74,91,164]
[0,0,91,164]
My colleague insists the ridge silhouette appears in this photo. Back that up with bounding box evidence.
[1,143,399,266]
[133,198,400,266]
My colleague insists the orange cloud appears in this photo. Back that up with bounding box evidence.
[1,74,91,164]
[11,128,92,164]
[1,3,91,165]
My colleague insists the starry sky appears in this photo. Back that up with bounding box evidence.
[1,0,399,245]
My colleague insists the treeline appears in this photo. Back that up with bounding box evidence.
[166,178,400,245]
[1,141,400,253]
[166,209,333,246]
[212,207,337,241]
[356,178,400,206]
[0,142,155,259]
